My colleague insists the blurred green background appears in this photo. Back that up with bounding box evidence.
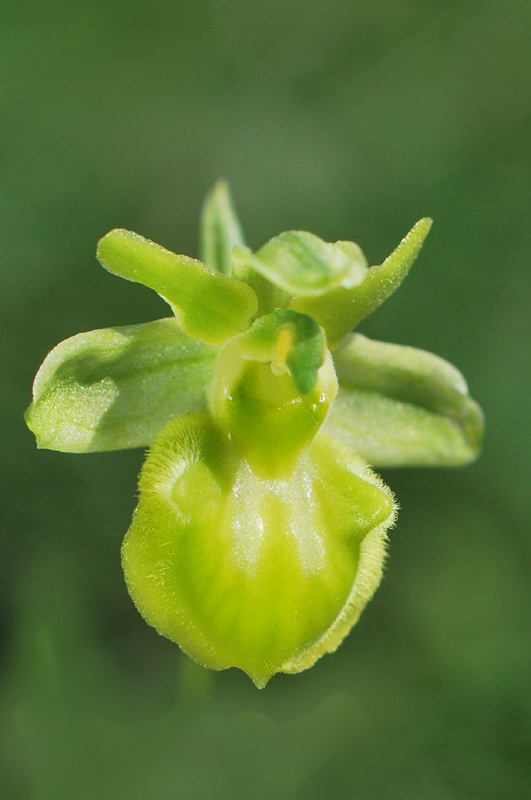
[1,0,530,797]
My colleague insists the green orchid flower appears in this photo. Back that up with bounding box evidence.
[25,181,483,688]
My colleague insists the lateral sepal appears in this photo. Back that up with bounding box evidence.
[25,318,217,452]
[323,333,484,467]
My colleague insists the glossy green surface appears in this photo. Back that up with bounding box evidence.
[199,309,335,479]
[219,359,334,479]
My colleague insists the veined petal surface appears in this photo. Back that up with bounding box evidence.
[25,319,217,452]
[324,333,484,468]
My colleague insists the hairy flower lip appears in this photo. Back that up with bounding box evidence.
[122,414,398,688]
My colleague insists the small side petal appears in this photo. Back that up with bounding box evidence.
[97,229,258,346]
[324,333,484,468]
[25,318,217,453]
[292,218,432,349]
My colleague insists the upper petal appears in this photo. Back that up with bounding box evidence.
[97,229,258,346]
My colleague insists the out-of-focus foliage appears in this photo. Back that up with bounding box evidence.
[1,0,530,798]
